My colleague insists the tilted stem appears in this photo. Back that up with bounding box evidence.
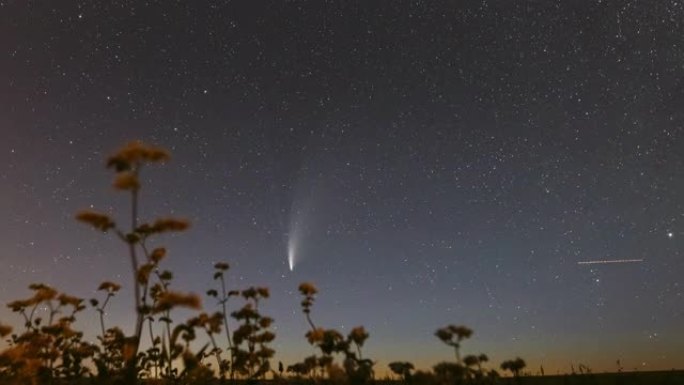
[27,302,40,329]
[121,167,143,384]
[219,275,234,349]
[164,310,173,377]
[98,309,106,339]
[305,312,316,331]
[206,330,223,378]
[130,185,144,350]
[219,275,236,382]
[46,301,61,375]
[47,301,58,326]
[98,292,113,338]
[246,316,254,378]
[148,317,158,378]
[20,309,31,330]
[140,241,152,302]
[151,269,173,377]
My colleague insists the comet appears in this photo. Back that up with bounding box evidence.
[287,238,296,271]
[577,259,643,265]
[287,174,321,272]
[287,220,301,271]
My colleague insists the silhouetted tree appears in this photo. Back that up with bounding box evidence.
[298,282,318,330]
[500,357,526,377]
[477,353,489,375]
[434,325,472,364]
[388,361,414,381]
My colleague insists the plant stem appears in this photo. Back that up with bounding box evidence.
[131,185,144,349]
[305,312,316,331]
[206,330,223,378]
[165,310,173,377]
[219,275,234,349]
[98,292,112,338]
[219,274,235,382]
[123,167,143,384]
[148,317,159,378]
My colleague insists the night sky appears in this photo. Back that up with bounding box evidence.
[1,0,683,375]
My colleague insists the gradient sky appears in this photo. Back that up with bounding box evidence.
[1,0,683,375]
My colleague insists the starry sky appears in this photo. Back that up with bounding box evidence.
[1,0,683,375]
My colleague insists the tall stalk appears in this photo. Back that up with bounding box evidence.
[219,274,235,380]
[129,170,144,352]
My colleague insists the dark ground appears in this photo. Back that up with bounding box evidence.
[1,370,683,385]
[499,370,684,385]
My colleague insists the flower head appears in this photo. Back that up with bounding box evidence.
[106,141,169,172]
[214,262,230,271]
[153,291,201,313]
[113,172,140,191]
[298,282,317,296]
[97,281,121,293]
[348,326,369,346]
[75,210,116,232]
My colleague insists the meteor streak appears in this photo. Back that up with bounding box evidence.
[577,259,643,265]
